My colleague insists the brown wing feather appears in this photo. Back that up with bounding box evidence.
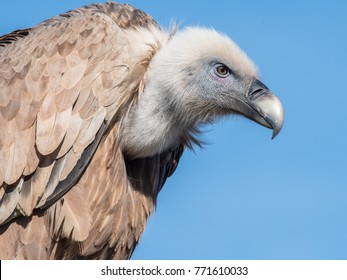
[0,29,30,48]
[0,2,184,259]
[0,124,183,259]
[0,6,130,223]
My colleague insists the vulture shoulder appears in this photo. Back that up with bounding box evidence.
[0,2,183,259]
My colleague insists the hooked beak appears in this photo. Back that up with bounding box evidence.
[235,79,284,139]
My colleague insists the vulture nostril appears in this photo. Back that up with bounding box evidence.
[248,88,266,100]
[251,88,263,95]
[248,79,270,100]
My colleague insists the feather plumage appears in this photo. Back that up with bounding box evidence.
[0,2,178,259]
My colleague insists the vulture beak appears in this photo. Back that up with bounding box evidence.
[235,79,284,139]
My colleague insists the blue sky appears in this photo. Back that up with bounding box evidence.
[1,0,346,259]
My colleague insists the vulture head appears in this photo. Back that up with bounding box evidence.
[122,27,284,158]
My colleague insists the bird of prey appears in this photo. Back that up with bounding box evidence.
[0,2,284,259]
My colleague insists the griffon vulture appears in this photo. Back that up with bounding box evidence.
[0,2,284,259]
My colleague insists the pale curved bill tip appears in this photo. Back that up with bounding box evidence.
[264,95,284,139]
[249,93,284,139]
[271,125,282,139]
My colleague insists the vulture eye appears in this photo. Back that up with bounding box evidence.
[213,64,231,78]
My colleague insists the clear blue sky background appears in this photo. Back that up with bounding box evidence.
[1,0,346,259]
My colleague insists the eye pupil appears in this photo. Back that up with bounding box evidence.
[214,64,230,77]
[218,66,227,75]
